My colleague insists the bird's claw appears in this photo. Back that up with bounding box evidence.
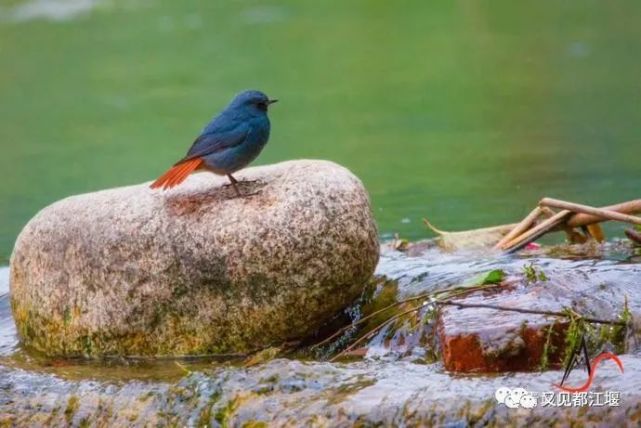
[222,179,261,199]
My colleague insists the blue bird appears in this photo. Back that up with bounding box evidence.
[151,90,277,196]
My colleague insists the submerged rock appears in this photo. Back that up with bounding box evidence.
[9,160,379,357]
[2,357,641,427]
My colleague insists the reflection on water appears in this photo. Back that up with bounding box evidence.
[0,267,8,295]
[3,0,103,22]
[1,2,641,259]
[0,269,14,358]
[1,267,18,358]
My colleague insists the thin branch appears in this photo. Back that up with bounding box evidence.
[499,199,641,248]
[625,228,641,245]
[438,301,626,326]
[503,210,573,253]
[539,206,557,218]
[566,199,641,228]
[495,207,542,250]
[541,198,641,226]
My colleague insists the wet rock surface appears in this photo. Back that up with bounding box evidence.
[376,243,641,367]
[439,262,641,372]
[9,160,379,357]
[1,356,640,426]
[2,245,641,425]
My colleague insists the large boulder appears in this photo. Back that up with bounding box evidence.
[10,160,379,357]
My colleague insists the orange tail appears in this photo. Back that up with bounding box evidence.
[150,158,203,190]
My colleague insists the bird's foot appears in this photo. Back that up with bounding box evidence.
[221,183,261,198]
[222,179,260,187]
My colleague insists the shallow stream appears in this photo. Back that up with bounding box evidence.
[2,244,641,425]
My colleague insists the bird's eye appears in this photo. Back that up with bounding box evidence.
[256,101,268,111]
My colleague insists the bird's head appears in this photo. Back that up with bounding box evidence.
[229,90,278,115]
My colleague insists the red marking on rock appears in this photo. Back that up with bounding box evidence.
[437,280,573,373]
[438,314,567,372]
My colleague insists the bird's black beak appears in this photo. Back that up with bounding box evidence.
[268,99,278,104]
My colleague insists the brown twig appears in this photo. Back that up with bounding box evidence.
[539,206,557,218]
[494,207,542,250]
[502,210,573,253]
[438,301,626,326]
[501,200,641,249]
[540,198,641,226]
[566,199,641,228]
[625,228,641,245]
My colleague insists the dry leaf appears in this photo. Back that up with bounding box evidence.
[423,218,518,251]
[586,224,606,242]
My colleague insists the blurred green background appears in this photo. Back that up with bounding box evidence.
[1,0,640,262]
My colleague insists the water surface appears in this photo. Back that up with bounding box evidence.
[1,1,641,260]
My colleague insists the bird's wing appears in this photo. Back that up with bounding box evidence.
[174,121,250,166]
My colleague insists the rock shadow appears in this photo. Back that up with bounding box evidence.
[163,180,268,217]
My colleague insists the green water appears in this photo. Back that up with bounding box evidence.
[1,1,640,261]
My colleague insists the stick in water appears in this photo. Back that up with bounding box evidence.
[502,210,573,253]
[495,207,542,250]
[566,199,641,228]
[540,198,641,226]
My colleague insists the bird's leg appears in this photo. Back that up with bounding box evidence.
[227,174,242,197]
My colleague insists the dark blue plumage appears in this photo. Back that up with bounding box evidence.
[151,90,277,195]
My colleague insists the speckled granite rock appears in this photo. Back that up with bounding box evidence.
[9,160,379,357]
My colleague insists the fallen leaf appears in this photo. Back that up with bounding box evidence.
[586,224,606,242]
[423,218,518,251]
[480,269,506,285]
[459,269,506,288]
